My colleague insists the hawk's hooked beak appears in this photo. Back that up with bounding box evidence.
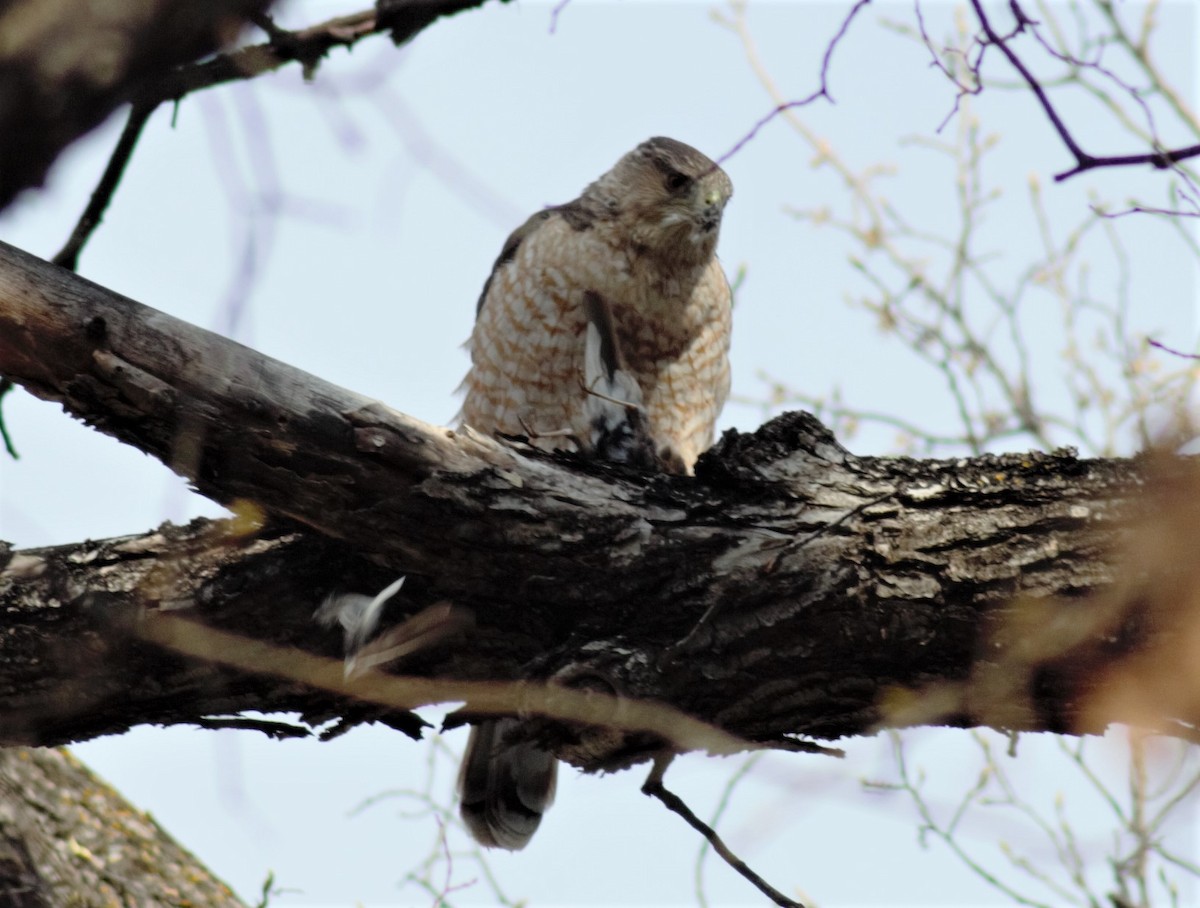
[700,188,728,232]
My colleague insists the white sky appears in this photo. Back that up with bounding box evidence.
[2,1,1199,905]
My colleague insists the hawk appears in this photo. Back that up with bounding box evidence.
[456,136,735,849]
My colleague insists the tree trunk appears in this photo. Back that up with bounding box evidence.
[0,747,244,907]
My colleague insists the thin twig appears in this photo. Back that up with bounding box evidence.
[914,0,982,132]
[549,0,572,33]
[52,2,491,268]
[642,753,807,908]
[0,377,17,458]
[967,0,1200,182]
[695,753,764,908]
[144,9,384,104]
[53,101,156,271]
[717,0,871,166]
[1148,338,1200,360]
[1096,204,1200,220]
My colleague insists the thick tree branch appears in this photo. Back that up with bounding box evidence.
[0,523,429,747]
[2,238,1195,770]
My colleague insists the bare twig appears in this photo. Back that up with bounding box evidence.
[1148,338,1200,361]
[549,0,572,33]
[0,376,16,459]
[148,9,379,102]
[642,753,807,908]
[694,753,763,908]
[1096,205,1200,220]
[53,101,156,271]
[53,1,492,268]
[913,0,982,132]
[967,0,1200,182]
[716,0,871,166]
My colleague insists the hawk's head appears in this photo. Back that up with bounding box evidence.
[586,136,733,266]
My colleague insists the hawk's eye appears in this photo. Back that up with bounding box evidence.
[664,170,692,192]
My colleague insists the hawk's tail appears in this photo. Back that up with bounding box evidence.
[458,718,558,850]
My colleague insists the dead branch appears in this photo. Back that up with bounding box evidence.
[643,754,806,908]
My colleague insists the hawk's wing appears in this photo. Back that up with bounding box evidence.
[475,199,596,316]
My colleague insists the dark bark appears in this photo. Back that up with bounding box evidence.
[2,238,1192,771]
[0,524,424,748]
